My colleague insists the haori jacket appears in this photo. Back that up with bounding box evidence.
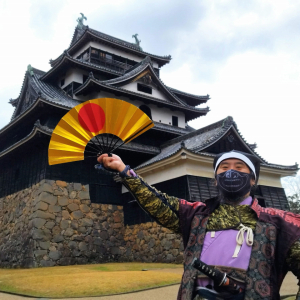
[122,175,300,300]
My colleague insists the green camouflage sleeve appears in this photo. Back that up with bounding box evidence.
[286,240,300,299]
[122,175,180,233]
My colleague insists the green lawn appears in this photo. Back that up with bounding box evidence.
[0,263,182,298]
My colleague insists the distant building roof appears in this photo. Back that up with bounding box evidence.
[136,116,299,172]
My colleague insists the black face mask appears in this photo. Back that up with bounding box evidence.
[216,169,252,200]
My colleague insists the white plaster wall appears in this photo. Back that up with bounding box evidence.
[125,155,284,192]
[60,68,89,88]
[152,106,185,128]
[75,90,185,128]
[72,41,159,68]
[136,159,214,187]
[122,82,169,101]
[258,172,283,188]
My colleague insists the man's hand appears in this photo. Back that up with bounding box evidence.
[97,154,126,173]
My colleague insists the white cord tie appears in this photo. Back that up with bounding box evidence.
[232,224,253,258]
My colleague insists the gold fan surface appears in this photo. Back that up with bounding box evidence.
[48,98,154,165]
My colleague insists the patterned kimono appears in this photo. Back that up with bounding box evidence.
[122,175,300,300]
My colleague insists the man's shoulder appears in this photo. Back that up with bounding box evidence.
[252,200,300,228]
[179,196,219,214]
[179,199,206,209]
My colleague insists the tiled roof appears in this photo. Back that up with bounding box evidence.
[11,67,80,120]
[44,53,123,81]
[99,56,191,107]
[0,120,51,158]
[68,26,172,61]
[74,57,210,119]
[153,122,195,135]
[168,87,210,100]
[136,116,299,171]
[100,56,152,85]
[0,119,160,158]
[74,76,210,120]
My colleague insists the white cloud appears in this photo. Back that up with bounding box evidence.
[0,0,299,169]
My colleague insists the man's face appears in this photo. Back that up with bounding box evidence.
[215,158,256,201]
[216,158,251,175]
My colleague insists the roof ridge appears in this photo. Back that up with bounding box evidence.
[161,117,232,148]
[168,87,210,99]
[74,76,209,112]
[87,28,172,60]
[49,26,171,66]
[43,54,124,81]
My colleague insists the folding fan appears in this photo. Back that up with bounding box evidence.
[48,98,154,165]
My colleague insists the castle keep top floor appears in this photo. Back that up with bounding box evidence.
[8,23,210,134]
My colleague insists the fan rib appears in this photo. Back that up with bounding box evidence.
[48,98,154,165]
[111,122,153,153]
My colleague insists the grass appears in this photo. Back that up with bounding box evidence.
[0,263,183,298]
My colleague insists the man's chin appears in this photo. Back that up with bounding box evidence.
[220,193,249,205]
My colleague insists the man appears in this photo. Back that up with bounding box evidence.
[98,150,300,300]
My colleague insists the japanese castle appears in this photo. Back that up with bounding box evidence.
[0,15,297,267]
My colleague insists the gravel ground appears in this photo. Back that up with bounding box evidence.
[0,271,298,300]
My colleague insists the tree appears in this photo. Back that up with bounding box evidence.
[282,175,300,214]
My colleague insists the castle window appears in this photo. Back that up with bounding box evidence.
[137,83,152,94]
[172,116,178,126]
[60,78,65,87]
[139,105,152,119]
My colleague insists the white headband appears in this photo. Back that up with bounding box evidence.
[214,152,256,179]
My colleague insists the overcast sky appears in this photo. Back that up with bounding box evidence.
[0,0,299,169]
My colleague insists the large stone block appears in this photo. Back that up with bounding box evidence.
[80,204,90,213]
[33,201,48,212]
[60,257,74,266]
[38,192,57,206]
[80,218,93,227]
[38,183,53,194]
[71,220,79,229]
[56,180,67,188]
[67,203,79,212]
[73,183,82,191]
[79,242,87,251]
[79,191,89,200]
[72,210,84,220]
[58,196,68,206]
[49,205,61,213]
[54,189,64,196]
[64,228,74,237]
[32,218,47,229]
[32,228,52,241]
[45,221,55,229]
[39,241,50,250]
[49,251,62,261]
[62,210,71,220]
[78,227,87,233]
[31,210,55,220]
[52,226,61,235]
[40,260,55,267]
[35,250,47,259]
[53,235,64,243]
[60,220,69,229]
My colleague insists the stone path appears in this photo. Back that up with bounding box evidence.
[0,271,298,300]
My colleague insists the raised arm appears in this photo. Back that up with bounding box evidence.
[97,154,180,233]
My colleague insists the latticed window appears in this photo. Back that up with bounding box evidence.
[258,185,289,210]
